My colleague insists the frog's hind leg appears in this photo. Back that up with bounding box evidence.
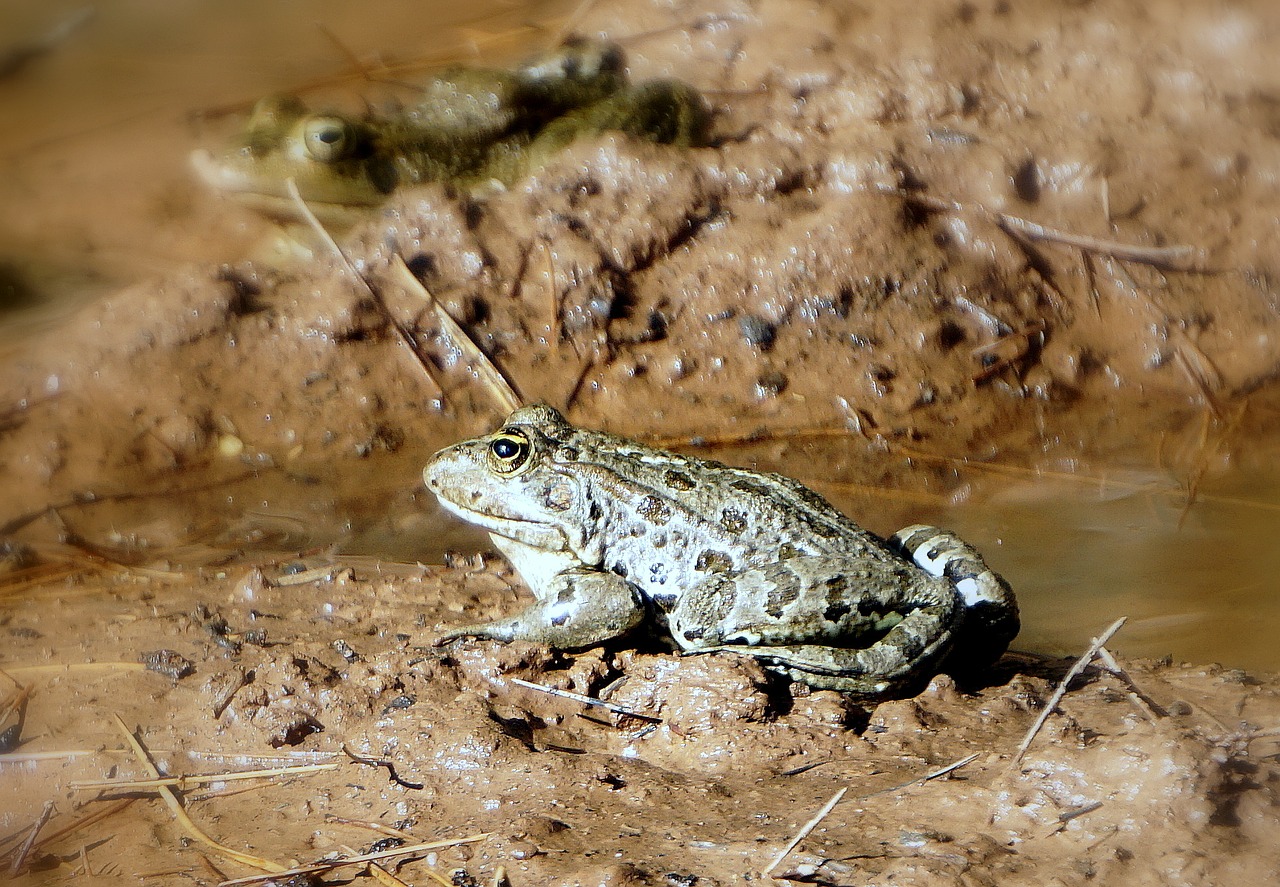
[671,556,961,698]
[889,525,1020,673]
[713,635,957,696]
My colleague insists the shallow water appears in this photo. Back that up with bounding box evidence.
[41,427,1276,674]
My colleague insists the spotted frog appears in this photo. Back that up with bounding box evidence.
[425,405,1019,698]
[191,38,709,218]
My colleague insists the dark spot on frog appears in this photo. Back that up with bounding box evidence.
[682,628,705,641]
[651,590,677,611]
[649,562,668,585]
[762,564,801,617]
[556,445,579,461]
[728,478,773,505]
[719,507,747,534]
[664,469,696,491]
[779,542,798,559]
[638,495,671,526]
[823,602,851,623]
[695,550,733,573]
[857,596,887,616]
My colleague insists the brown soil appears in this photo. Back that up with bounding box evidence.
[3,0,1280,884]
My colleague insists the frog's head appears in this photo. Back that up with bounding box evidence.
[424,405,603,560]
[191,95,401,218]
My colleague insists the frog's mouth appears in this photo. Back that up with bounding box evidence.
[424,461,570,553]
[189,149,380,219]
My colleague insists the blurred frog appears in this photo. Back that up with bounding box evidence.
[191,38,709,220]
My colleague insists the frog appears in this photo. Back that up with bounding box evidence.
[191,38,709,219]
[424,404,1020,698]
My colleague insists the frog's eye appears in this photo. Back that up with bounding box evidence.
[302,116,353,162]
[487,431,531,475]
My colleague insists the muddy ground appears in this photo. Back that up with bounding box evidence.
[3,0,1280,884]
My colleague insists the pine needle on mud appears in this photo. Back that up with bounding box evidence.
[69,762,340,792]
[762,786,847,876]
[389,253,523,412]
[110,714,290,875]
[286,178,446,402]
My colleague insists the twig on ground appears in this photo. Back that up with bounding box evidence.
[6,800,55,876]
[861,752,981,800]
[510,677,662,723]
[1096,646,1168,719]
[762,787,847,876]
[421,865,455,887]
[0,798,134,859]
[323,816,419,840]
[995,213,1207,272]
[211,668,252,719]
[1010,616,1129,767]
[285,178,446,403]
[389,254,522,413]
[6,662,147,679]
[216,835,491,887]
[341,745,425,790]
[70,762,340,792]
[339,843,414,887]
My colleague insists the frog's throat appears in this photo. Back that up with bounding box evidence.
[433,493,571,554]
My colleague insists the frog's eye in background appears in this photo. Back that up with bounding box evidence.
[302,116,353,162]
[487,431,531,475]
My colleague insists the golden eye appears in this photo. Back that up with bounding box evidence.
[302,116,352,162]
[487,431,531,475]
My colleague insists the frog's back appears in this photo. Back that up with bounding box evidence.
[511,405,895,569]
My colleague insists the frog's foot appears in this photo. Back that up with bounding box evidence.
[693,638,954,698]
[888,524,1020,672]
[435,568,647,650]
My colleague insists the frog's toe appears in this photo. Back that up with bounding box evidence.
[434,619,514,645]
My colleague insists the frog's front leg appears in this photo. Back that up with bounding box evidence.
[667,556,960,696]
[438,567,647,649]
